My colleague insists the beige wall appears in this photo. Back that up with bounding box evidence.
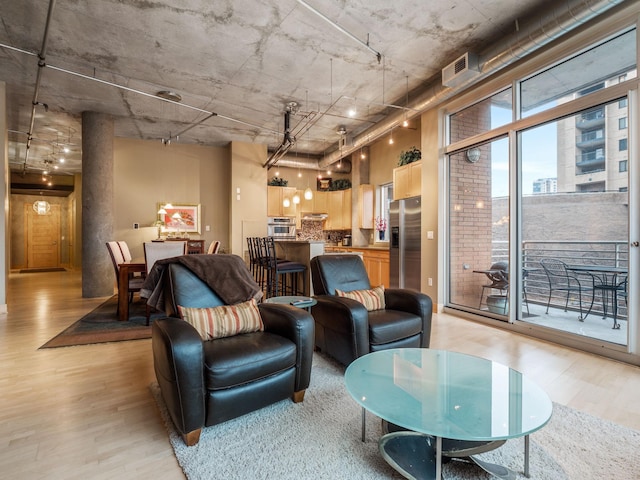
[230,142,268,259]
[369,122,421,187]
[421,109,439,305]
[113,137,230,259]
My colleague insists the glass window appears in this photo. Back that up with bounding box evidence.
[619,138,628,151]
[619,117,627,129]
[375,183,393,243]
[520,29,636,117]
[619,98,628,108]
[448,88,512,144]
[448,137,509,316]
[619,160,628,172]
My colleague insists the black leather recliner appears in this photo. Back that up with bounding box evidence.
[310,254,433,366]
[152,263,314,446]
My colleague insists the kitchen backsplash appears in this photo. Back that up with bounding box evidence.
[297,220,349,243]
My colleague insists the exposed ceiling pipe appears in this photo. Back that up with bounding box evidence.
[24,0,57,171]
[318,0,625,168]
[275,154,352,173]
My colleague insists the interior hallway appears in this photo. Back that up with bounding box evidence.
[1,269,639,478]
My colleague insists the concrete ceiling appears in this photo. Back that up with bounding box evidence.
[0,0,614,179]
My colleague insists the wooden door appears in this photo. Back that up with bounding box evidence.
[25,203,60,268]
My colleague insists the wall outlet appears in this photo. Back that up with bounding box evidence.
[428,277,433,286]
[133,223,139,229]
[427,230,434,240]
[205,225,211,232]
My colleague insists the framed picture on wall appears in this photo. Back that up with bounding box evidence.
[317,177,332,191]
[157,203,201,234]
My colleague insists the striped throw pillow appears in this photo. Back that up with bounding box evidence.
[178,299,264,340]
[335,285,385,311]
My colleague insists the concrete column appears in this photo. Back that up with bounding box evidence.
[0,82,8,313]
[82,112,114,297]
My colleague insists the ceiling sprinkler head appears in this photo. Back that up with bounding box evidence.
[156,90,182,102]
[285,101,299,114]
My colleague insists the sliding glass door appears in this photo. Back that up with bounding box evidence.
[519,100,629,346]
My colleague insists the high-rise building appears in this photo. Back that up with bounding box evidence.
[532,177,557,194]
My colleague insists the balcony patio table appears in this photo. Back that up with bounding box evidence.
[566,264,627,329]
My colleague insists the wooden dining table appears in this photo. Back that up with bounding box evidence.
[118,259,146,321]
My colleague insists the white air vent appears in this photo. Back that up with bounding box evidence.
[442,52,480,88]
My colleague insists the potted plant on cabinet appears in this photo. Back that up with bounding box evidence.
[398,146,421,166]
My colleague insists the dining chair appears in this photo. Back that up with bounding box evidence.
[117,241,133,262]
[106,241,144,313]
[143,241,188,324]
[207,240,221,254]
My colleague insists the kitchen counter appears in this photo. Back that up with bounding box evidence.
[325,245,389,251]
[274,240,325,296]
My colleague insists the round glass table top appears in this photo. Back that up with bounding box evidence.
[345,348,552,442]
[263,295,317,308]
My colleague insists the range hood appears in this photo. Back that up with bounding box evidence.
[302,213,328,221]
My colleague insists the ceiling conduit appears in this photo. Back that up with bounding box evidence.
[23,0,57,172]
[318,0,626,169]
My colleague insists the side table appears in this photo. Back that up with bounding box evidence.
[264,295,317,312]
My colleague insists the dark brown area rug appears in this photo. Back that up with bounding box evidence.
[40,296,165,348]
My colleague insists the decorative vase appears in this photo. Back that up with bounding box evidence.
[379,230,385,240]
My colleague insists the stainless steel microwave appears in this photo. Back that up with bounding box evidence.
[267,217,296,239]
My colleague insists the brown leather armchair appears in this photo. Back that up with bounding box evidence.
[310,254,433,366]
[151,260,314,446]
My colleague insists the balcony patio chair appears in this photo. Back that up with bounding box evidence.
[592,274,627,330]
[540,258,591,320]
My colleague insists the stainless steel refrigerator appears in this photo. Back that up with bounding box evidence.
[389,196,421,290]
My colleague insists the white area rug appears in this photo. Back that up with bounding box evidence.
[151,353,640,479]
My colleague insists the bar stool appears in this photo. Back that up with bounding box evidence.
[262,237,306,298]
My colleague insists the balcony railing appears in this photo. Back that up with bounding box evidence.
[490,240,628,320]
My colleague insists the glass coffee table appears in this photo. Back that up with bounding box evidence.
[344,348,553,479]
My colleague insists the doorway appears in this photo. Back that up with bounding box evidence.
[25,202,61,269]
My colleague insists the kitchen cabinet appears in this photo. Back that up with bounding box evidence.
[363,249,390,289]
[358,184,374,229]
[267,186,297,217]
[324,189,351,230]
[393,161,422,200]
[326,246,390,288]
[313,190,328,214]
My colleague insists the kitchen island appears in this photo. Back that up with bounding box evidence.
[274,240,325,296]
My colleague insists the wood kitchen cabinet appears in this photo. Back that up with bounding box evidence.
[329,247,390,288]
[313,190,328,214]
[324,189,351,230]
[362,249,390,288]
[267,186,297,217]
[393,161,422,200]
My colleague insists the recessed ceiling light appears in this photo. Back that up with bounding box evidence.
[156,90,182,102]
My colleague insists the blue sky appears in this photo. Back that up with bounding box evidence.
[490,107,558,197]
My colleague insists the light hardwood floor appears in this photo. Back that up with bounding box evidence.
[1,270,639,479]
